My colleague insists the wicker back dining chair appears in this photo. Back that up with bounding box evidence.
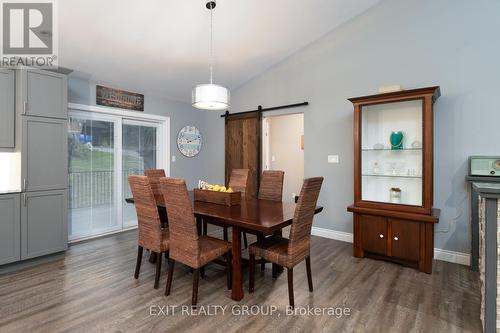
[248,177,324,308]
[258,170,285,202]
[144,169,165,198]
[218,169,250,244]
[144,169,168,223]
[160,177,232,306]
[254,170,285,270]
[128,175,169,289]
[228,169,250,197]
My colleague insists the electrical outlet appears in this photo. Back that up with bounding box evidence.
[271,155,276,162]
[172,155,176,162]
[328,155,339,164]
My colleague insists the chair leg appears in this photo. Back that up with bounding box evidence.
[223,227,228,241]
[226,251,232,290]
[192,268,200,307]
[165,251,169,264]
[134,246,143,279]
[154,252,162,289]
[148,252,157,264]
[165,259,175,296]
[200,266,205,279]
[203,221,208,235]
[287,267,294,309]
[243,232,248,248]
[306,256,313,292]
[272,264,278,279]
[249,253,255,293]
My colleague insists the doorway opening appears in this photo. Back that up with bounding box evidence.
[262,113,304,202]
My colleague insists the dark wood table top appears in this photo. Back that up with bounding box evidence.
[126,192,323,234]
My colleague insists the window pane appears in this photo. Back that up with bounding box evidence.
[122,123,158,227]
[68,117,118,239]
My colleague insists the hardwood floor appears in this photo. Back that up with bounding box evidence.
[0,230,481,333]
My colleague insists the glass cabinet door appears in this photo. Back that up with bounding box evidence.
[361,99,423,206]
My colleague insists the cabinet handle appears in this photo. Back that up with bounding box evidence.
[23,179,27,191]
[379,234,384,238]
[23,193,27,206]
[23,101,27,115]
[394,236,399,241]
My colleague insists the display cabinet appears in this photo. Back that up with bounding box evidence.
[347,87,441,273]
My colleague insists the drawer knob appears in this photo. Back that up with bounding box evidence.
[394,236,399,241]
[379,234,384,238]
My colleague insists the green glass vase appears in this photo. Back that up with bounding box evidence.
[390,131,404,150]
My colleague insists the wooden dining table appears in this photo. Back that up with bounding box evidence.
[126,192,323,301]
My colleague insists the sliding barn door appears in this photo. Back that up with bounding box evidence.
[225,112,261,198]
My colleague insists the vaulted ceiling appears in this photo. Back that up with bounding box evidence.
[60,0,380,103]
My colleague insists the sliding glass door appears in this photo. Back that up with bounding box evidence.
[122,120,160,228]
[68,112,164,240]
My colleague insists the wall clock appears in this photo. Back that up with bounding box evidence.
[177,126,202,157]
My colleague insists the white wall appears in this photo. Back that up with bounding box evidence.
[211,0,500,254]
[265,114,304,202]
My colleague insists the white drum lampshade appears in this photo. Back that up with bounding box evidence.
[192,83,230,111]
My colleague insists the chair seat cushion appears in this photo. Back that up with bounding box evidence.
[197,236,231,268]
[249,235,291,268]
[139,228,169,254]
[249,235,310,268]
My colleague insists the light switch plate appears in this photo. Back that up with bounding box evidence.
[328,155,339,164]
[271,155,276,162]
[172,155,176,162]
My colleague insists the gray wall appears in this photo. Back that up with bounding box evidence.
[68,76,220,189]
[214,0,500,253]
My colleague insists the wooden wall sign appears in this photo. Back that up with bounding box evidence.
[96,85,144,111]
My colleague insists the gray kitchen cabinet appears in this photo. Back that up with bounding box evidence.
[0,69,15,148]
[0,193,21,265]
[19,69,67,119]
[21,190,68,259]
[22,116,68,192]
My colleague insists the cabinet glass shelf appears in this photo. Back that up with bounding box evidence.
[362,147,422,152]
[362,173,422,179]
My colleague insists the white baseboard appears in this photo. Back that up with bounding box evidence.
[433,248,470,266]
[311,226,470,266]
[311,226,353,243]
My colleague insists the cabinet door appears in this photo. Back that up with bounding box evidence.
[21,190,68,259]
[22,116,68,191]
[0,194,21,265]
[0,69,15,148]
[390,219,420,261]
[360,215,387,255]
[25,69,67,119]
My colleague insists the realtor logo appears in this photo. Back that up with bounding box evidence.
[1,0,58,67]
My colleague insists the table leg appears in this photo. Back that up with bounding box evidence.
[196,216,202,235]
[273,230,284,274]
[231,226,244,301]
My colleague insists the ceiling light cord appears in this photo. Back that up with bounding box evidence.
[209,4,214,84]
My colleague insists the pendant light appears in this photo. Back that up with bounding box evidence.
[192,0,230,111]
